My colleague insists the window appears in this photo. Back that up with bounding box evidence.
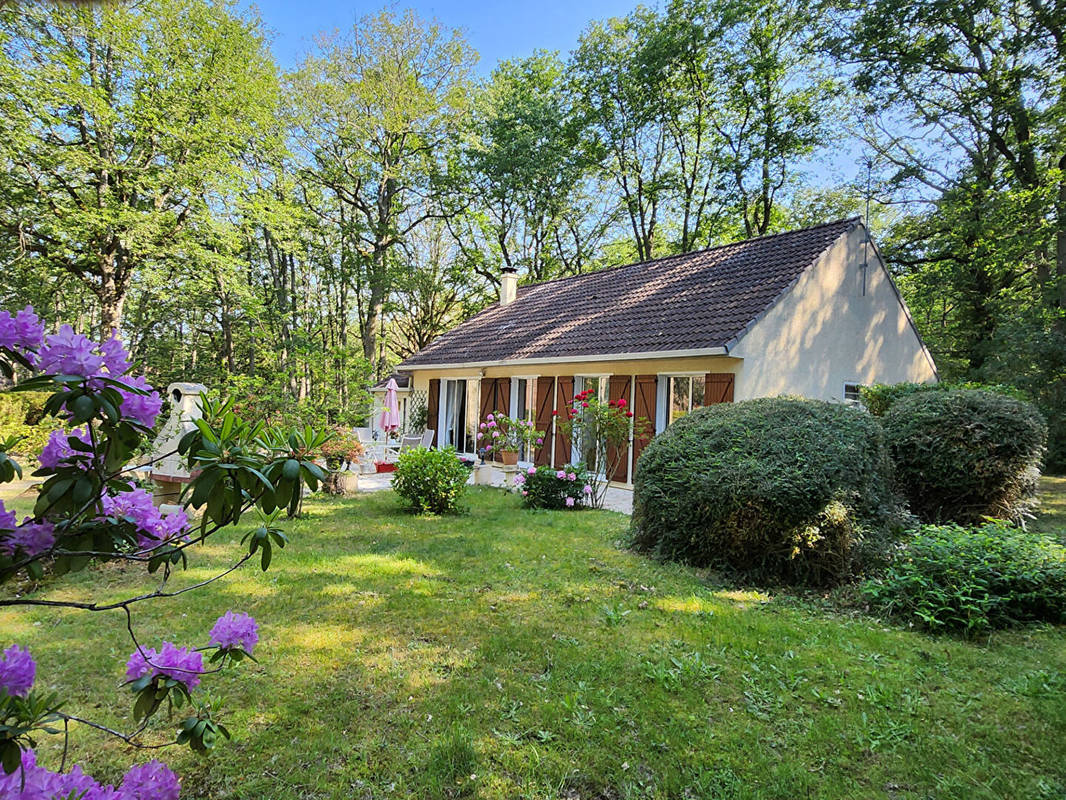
[441,379,470,451]
[668,375,706,425]
[843,382,862,406]
[511,378,535,461]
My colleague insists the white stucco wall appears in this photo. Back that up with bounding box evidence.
[730,224,937,401]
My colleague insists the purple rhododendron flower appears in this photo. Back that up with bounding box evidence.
[565,497,575,507]
[37,324,105,377]
[0,306,45,359]
[556,470,566,479]
[513,474,525,486]
[527,467,536,475]
[38,427,92,470]
[567,472,576,481]
[0,750,121,800]
[0,500,15,531]
[0,750,179,800]
[209,611,259,653]
[101,488,187,550]
[0,644,35,697]
[116,375,163,428]
[126,642,203,691]
[583,484,593,495]
[119,760,181,800]
[1,519,55,559]
[99,333,132,376]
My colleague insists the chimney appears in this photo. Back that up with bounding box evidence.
[500,266,518,306]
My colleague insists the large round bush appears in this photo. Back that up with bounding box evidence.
[882,389,1046,524]
[631,398,903,585]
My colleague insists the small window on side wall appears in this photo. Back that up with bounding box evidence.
[843,382,862,406]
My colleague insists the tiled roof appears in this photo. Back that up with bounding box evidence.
[371,373,411,390]
[399,218,859,368]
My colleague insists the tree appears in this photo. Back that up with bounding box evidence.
[0,0,278,335]
[827,0,1066,466]
[453,52,611,289]
[289,10,476,376]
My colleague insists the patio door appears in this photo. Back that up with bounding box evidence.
[441,379,469,452]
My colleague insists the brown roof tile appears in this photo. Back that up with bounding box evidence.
[399,218,859,368]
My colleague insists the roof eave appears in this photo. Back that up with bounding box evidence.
[398,346,732,372]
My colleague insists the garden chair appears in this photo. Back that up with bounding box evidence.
[397,435,422,455]
[419,429,435,449]
[353,427,380,471]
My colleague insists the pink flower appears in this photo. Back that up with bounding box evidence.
[536,438,543,445]
[617,398,627,408]
[492,430,500,438]
[486,413,494,422]
[527,467,536,475]
[568,472,576,481]
[479,423,487,430]
[487,420,496,428]
[551,409,558,416]
[513,474,526,486]
[625,411,634,418]
[581,402,589,408]
[521,490,528,496]
[476,432,483,440]
[565,497,575,507]
[556,470,566,479]
[583,484,593,495]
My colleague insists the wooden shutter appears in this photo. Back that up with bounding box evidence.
[427,379,440,447]
[607,375,633,483]
[631,375,657,479]
[534,377,555,466]
[553,376,574,468]
[705,373,735,404]
[479,377,512,421]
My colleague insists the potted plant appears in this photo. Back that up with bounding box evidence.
[476,411,544,466]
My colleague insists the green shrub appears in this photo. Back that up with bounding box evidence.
[882,389,1046,524]
[392,446,469,514]
[631,397,905,585]
[860,380,1027,417]
[0,391,62,458]
[861,521,1066,635]
[517,463,593,509]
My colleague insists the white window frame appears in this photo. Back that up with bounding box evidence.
[842,381,863,406]
[437,377,479,455]
[657,373,707,432]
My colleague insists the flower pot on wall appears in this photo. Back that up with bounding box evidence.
[499,450,519,466]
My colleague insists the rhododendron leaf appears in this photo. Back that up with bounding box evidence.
[260,542,273,571]
[133,688,157,722]
[0,740,19,774]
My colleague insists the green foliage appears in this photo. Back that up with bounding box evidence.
[519,464,593,510]
[862,521,1066,636]
[424,724,478,798]
[631,398,905,585]
[860,381,1027,418]
[392,447,469,515]
[0,392,62,458]
[882,389,1046,524]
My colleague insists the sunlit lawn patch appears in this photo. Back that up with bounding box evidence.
[5,483,1066,799]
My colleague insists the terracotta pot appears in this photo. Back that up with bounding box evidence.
[499,449,519,466]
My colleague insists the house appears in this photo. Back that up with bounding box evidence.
[395,218,938,484]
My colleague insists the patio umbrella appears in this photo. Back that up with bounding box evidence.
[379,378,401,435]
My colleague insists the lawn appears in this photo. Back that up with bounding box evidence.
[3,482,1066,799]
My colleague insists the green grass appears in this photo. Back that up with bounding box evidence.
[3,485,1066,799]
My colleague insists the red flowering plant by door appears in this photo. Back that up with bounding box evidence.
[556,386,651,508]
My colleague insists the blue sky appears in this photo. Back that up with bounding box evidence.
[242,0,642,72]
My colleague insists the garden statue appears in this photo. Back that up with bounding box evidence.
[148,382,207,507]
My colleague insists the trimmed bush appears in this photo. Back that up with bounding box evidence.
[882,389,1046,524]
[517,463,593,509]
[861,521,1066,635]
[860,380,1025,418]
[631,397,904,585]
[392,446,469,514]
